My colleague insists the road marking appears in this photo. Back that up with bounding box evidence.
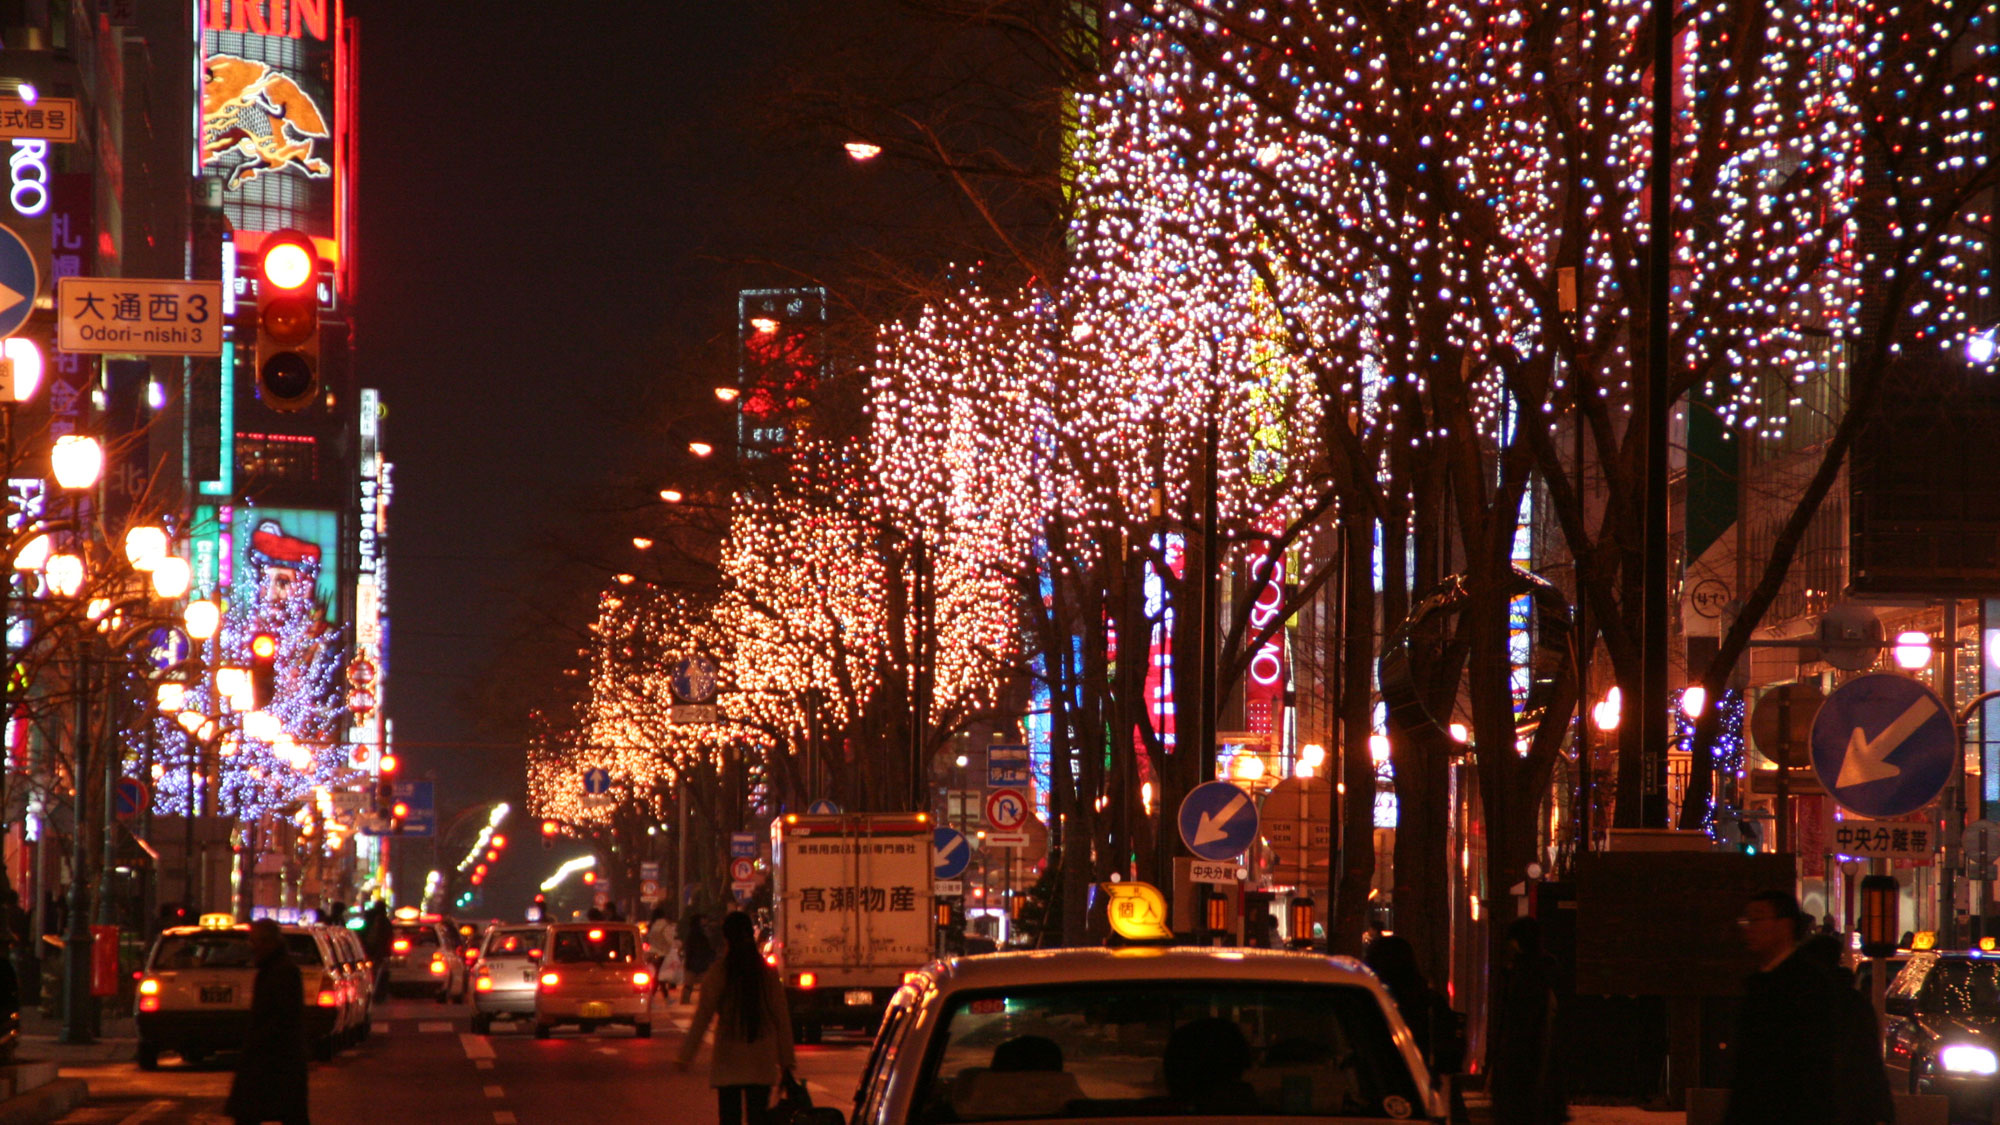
[459,1032,495,1060]
[419,1020,453,1033]
[484,1085,505,1098]
[372,1021,391,1035]
[494,1114,518,1125]
[116,1100,177,1125]
[595,1047,618,1055]
[476,1059,495,1069]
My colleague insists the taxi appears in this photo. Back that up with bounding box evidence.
[840,947,1443,1124]
[472,923,547,1034]
[532,922,652,1039]
[134,915,352,1069]
[381,909,468,1002]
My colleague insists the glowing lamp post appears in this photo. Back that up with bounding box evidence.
[49,435,102,490]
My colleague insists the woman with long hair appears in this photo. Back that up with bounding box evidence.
[676,911,796,1125]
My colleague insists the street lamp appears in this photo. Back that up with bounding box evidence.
[184,600,220,641]
[49,435,102,490]
[659,489,684,504]
[12,533,47,572]
[43,553,84,597]
[150,556,191,600]
[123,526,168,571]
[1893,631,1934,671]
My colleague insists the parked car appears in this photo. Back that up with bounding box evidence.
[472,924,547,1034]
[325,925,374,1046]
[135,916,351,1069]
[1885,949,2000,1121]
[842,947,1443,1124]
[532,922,651,1039]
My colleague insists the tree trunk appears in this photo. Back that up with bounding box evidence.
[1332,514,1378,955]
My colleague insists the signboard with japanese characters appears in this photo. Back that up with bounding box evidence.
[0,97,77,143]
[57,278,223,356]
[1830,814,1937,863]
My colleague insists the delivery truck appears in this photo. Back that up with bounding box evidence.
[769,812,934,1042]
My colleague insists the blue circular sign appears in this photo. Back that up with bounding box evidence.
[1809,672,1956,818]
[113,776,148,820]
[1178,780,1260,861]
[582,767,611,796]
[671,655,718,704]
[933,827,970,881]
[144,626,193,672]
[0,224,35,339]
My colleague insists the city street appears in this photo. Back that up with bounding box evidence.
[43,995,872,1125]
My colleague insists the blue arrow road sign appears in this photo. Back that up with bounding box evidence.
[582,767,611,796]
[807,798,840,815]
[1179,780,1259,861]
[671,655,718,704]
[144,626,192,672]
[1810,672,1956,819]
[987,744,1031,788]
[933,827,971,881]
[0,224,35,339]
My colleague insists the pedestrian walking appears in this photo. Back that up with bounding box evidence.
[646,903,680,1002]
[224,919,310,1125]
[676,911,796,1125]
[680,910,715,1005]
[1723,890,1891,1125]
[1488,916,1564,1125]
[1364,934,1466,1076]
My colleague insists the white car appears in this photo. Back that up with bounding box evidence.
[381,917,467,1002]
[843,947,1444,1124]
[533,922,652,1039]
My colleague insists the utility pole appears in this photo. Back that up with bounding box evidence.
[1639,0,1677,829]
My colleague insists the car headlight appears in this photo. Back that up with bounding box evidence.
[1940,1044,1999,1074]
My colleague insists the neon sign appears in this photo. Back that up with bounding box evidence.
[204,0,330,40]
[8,141,47,218]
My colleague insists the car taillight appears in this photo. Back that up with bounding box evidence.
[139,996,160,1012]
[539,972,560,989]
[798,971,816,989]
[632,971,651,991]
[429,959,447,975]
[527,948,542,960]
[465,949,480,964]
[476,976,494,992]
[138,978,160,996]
[392,939,410,954]
[317,989,339,1007]
[138,977,160,1012]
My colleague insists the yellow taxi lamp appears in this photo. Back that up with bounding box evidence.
[198,913,235,929]
[1982,937,1997,953]
[393,906,420,922]
[1913,931,1937,951]
[1103,881,1173,942]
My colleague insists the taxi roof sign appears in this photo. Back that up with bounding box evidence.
[1913,931,1937,951]
[199,913,235,929]
[1102,881,1173,942]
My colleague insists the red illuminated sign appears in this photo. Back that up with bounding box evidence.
[205,0,330,41]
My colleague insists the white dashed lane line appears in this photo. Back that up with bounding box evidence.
[494,1114,518,1124]
[484,1085,505,1099]
[418,1020,453,1033]
[460,1032,496,1059]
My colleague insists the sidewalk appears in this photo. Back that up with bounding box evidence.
[0,1007,100,1124]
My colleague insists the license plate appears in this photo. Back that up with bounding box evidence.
[199,986,232,1003]
[845,989,873,1006]
[522,971,535,982]
[580,1002,612,1019]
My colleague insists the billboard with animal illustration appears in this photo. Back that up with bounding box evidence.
[199,0,351,295]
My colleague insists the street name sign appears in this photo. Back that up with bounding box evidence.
[1179,780,1259,861]
[0,224,35,338]
[933,827,971,880]
[670,703,717,724]
[1809,672,1956,819]
[934,879,963,896]
[730,831,759,859]
[57,278,222,356]
[0,97,77,142]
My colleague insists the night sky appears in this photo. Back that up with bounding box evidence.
[348,2,1046,904]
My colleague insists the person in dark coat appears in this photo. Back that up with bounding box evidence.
[679,911,715,1005]
[1488,916,1564,1125]
[1724,893,1889,1125]
[1365,933,1464,1075]
[1796,932,1895,1125]
[225,919,310,1125]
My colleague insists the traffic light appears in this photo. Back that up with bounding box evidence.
[253,229,320,411]
[541,820,557,850]
[491,834,508,849]
[582,870,597,885]
[249,632,277,709]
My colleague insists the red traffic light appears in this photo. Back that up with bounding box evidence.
[261,236,316,292]
[541,820,557,836]
[485,850,498,863]
[391,802,409,819]
[491,834,507,849]
[250,633,278,660]
[470,873,483,886]
[474,864,487,877]
[379,754,398,774]
[582,870,597,885]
